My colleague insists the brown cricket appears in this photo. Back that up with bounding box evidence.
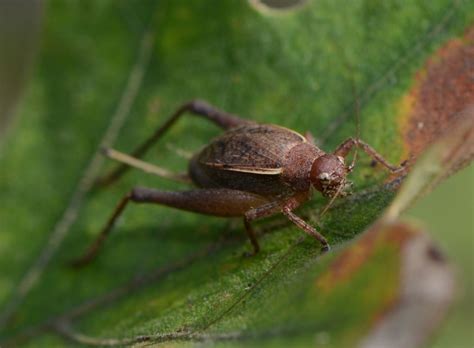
[72,100,405,266]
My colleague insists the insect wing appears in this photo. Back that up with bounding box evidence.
[199,124,306,174]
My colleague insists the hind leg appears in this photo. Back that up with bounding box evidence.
[95,100,252,187]
[71,187,270,267]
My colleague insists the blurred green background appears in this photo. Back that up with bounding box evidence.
[408,165,474,348]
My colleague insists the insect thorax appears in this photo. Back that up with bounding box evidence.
[281,143,325,192]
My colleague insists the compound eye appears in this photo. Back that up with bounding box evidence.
[318,172,330,181]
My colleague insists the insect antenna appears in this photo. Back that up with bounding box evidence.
[349,74,361,171]
[344,58,361,172]
[331,36,362,171]
[316,46,361,226]
[317,182,345,222]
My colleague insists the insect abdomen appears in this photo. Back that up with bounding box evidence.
[188,124,306,196]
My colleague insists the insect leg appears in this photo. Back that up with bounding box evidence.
[281,207,330,251]
[71,187,268,267]
[242,219,260,255]
[243,200,282,255]
[334,137,406,172]
[70,194,131,267]
[95,100,251,187]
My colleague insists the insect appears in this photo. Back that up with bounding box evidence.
[72,100,405,266]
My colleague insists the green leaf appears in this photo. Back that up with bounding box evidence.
[0,1,472,346]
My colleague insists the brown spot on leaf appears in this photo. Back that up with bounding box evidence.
[316,222,417,292]
[400,25,474,161]
[315,221,455,348]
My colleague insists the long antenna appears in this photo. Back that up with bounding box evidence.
[318,182,346,221]
[344,58,361,171]
[330,37,362,170]
[316,42,361,226]
[350,76,360,170]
